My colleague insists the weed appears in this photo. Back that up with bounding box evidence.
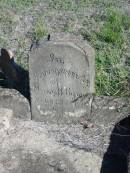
[33,16,48,40]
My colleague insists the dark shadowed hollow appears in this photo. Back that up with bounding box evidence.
[101,116,130,173]
[0,63,30,102]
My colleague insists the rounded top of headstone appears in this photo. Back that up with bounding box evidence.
[36,32,95,58]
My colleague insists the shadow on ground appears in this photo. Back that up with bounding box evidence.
[100,116,130,173]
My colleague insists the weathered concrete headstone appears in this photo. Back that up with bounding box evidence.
[0,88,31,120]
[29,33,95,123]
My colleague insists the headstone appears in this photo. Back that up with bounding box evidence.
[0,88,31,120]
[29,33,95,123]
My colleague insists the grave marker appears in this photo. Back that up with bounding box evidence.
[29,34,95,123]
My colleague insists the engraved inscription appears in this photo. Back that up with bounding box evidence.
[34,69,89,85]
[32,53,90,109]
[48,53,64,64]
[32,87,86,98]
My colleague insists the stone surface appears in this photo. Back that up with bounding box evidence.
[0,96,129,173]
[29,33,95,123]
[0,88,31,120]
[0,118,102,173]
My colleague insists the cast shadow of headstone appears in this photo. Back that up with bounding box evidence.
[100,116,130,173]
[0,48,30,102]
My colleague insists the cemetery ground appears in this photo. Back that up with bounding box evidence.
[0,0,130,97]
[0,0,130,173]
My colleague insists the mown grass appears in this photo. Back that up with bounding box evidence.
[48,0,124,11]
[81,7,130,96]
[49,0,75,11]
[0,0,39,10]
[0,0,39,47]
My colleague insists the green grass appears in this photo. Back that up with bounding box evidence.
[63,16,77,32]
[15,38,29,70]
[0,36,7,47]
[0,0,39,10]
[48,0,124,11]
[81,7,130,96]
[33,16,48,40]
[98,8,130,47]
[96,46,130,96]
[49,0,76,11]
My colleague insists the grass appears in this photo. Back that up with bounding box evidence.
[0,0,39,10]
[15,37,29,70]
[63,16,77,32]
[81,7,130,96]
[98,8,130,46]
[96,47,130,96]
[49,0,76,11]
[48,0,125,12]
[33,16,48,40]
